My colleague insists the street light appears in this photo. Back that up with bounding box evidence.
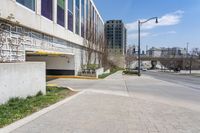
[138,17,158,76]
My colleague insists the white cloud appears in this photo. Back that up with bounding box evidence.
[128,32,150,42]
[128,30,177,44]
[126,10,184,44]
[152,30,177,37]
[126,10,184,31]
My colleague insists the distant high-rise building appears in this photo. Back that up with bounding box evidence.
[105,20,127,55]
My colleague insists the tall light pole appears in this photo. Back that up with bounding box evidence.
[138,17,158,76]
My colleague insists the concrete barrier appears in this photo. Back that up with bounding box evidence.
[104,69,110,74]
[0,62,46,104]
[95,68,104,78]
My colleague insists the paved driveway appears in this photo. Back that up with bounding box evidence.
[4,71,200,133]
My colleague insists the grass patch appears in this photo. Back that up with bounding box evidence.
[98,67,124,79]
[123,70,139,76]
[0,87,75,128]
[98,73,111,79]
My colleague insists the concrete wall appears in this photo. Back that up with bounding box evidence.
[0,62,46,104]
[95,68,104,78]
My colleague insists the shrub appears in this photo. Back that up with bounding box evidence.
[8,97,22,103]
[111,67,124,73]
[98,73,110,79]
[82,64,99,70]
[36,91,43,97]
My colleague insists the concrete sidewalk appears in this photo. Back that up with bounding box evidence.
[2,71,200,133]
[9,91,200,133]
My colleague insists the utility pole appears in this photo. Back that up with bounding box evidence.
[137,17,158,76]
[138,20,141,76]
[186,42,189,58]
[186,42,189,73]
[189,54,193,75]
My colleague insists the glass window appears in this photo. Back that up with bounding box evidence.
[76,0,80,8]
[86,0,89,39]
[68,0,73,11]
[68,0,73,31]
[81,0,85,37]
[41,0,53,20]
[16,0,35,11]
[57,0,65,27]
[75,0,80,35]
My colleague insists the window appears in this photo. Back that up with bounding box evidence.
[75,0,80,35]
[41,0,53,20]
[16,0,35,11]
[81,0,85,37]
[68,0,73,31]
[57,0,65,27]
[86,0,89,39]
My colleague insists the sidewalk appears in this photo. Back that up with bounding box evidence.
[2,71,200,133]
[8,91,200,133]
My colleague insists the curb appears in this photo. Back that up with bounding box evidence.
[0,91,85,133]
[46,84,79,92]
[47,75,98,80]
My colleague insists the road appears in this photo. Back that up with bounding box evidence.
[143,71,200,90]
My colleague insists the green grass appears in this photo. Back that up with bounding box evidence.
[122,70,139,75]
[0,87,74,128]
[98,73,111,79]
[98,67,124,79]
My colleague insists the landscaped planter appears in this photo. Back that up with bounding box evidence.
[79,68,104,78]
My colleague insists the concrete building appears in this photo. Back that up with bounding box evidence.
[147,47,187,58]
[162,47,187,57]
[105,20,127,55]
[0,0,104,75]
[146,47,162,57]
[127,45,137,56]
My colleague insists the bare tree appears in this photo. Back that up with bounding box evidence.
[125,55,137,69]
[83,26,95,66]
[96,33,108,68]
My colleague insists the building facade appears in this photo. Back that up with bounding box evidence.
[127,45,137,56]
[105,20,127,55]
[0,0,104,75]
[147,47,187,58]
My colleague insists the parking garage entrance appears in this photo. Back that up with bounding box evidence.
[26,50,75,75]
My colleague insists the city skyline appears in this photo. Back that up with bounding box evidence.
[94,0,200,51]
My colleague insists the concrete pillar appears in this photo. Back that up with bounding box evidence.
[65,0,68,29]
[53,0,57,23]
[36,0,41,15]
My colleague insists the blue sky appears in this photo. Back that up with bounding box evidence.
[94,0,200,51]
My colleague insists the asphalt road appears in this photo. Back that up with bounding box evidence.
[142,71,200,90]
[48,71,200,110]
